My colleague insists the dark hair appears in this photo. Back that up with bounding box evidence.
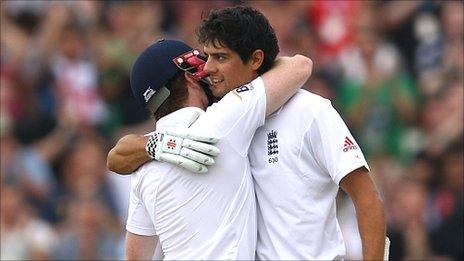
[151,72,189,120]
[197,6,279,75]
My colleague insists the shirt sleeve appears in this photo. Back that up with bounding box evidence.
[307,100,370,185]
[126,172,157,236]
[204,77,266,156]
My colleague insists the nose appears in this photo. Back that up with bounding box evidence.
[203,57,216,74]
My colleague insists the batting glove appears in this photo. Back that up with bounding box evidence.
[146,127,220,173]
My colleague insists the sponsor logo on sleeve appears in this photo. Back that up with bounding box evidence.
[342,136,358,152]
[232,84,254,100]
[235,84,254,93]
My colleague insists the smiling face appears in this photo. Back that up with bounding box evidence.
[203,41,259,98]
[197,6,280,97]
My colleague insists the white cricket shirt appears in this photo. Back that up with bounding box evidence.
[249,89,369,260]
[126,77,267,260]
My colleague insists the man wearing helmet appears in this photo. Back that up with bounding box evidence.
[123,39,312,259]
[111,5,386,260]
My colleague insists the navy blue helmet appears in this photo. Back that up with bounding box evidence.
[130,39,193,112]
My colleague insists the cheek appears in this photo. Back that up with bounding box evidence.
[219,61,252,90]
[218,66,236,86]
[221,64,236,78]
[233,69,251,87]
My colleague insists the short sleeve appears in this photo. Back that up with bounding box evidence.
[204,77,266,156]
[307,101,370,185]
[126,174,157,236]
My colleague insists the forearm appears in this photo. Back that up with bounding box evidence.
[125,232,157,260]
[340,168,387,260]
[354,192,386,260]
[107,134,151,174]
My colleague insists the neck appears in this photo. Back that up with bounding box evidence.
[246,72,259,84]
[184,95,207,111]
[185,82,208,110]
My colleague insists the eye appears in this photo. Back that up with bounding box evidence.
[217,55,227,61]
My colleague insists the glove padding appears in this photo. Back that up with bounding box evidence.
[146,127,220,173]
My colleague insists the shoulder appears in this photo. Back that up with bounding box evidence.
[264,89,334,135]
[226,76,265,101]
[204,77,266,118]
[282,89,332,117]
[234,76,264,93]
[130,161,175,198]
[294,89,330,104]
[133,160,169,183]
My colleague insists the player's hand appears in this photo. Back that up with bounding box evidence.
[146,127,220,173]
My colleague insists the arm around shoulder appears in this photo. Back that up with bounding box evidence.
[262,55,313,116]
[107,134,151,174]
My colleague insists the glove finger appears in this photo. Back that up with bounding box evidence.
[166,128,219,143]
[185,132,219,143]
[182,139,220,156]
[180,148,215,166]
[158,153,208,174]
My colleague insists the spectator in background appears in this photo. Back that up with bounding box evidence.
[170,1,215,45]
[0,1,462,260]
[439,1,463,76]
[337,2,418,162]
[379,0,441,78]
[98,1,164,137]
[51,23,106,128]
[308,0,360,68]
[387,141,463,260]
[429,142,464,260]
[388,178,433,259]
[52,135,123,259]
[1,70,77,223]
[52,198,120,260]
[250,1,311,56]
[56,135,118,218]
[419,78,463,159]
[306,71,337,101]
[415,1,463,97]
[1,184,57,260]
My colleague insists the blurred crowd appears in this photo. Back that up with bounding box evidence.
[1,1,462,260]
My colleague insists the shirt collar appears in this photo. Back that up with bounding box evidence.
[156,107,205,130]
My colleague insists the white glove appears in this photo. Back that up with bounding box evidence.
[146,127,220,173]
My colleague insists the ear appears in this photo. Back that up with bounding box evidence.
[250,49,264,71]
[184,72,200,88]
